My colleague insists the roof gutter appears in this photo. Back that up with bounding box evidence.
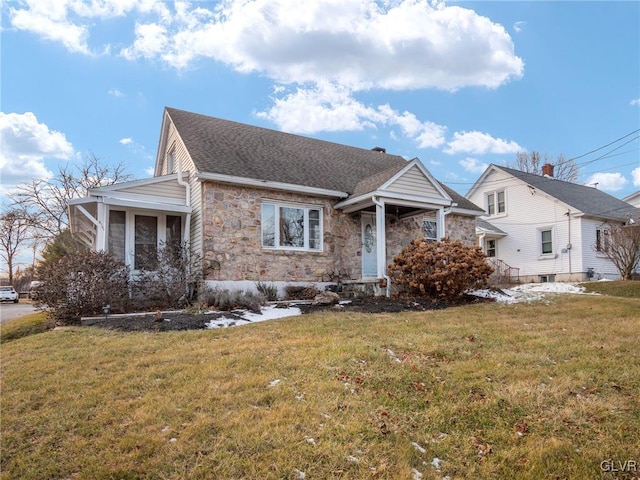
[196,172,349,199]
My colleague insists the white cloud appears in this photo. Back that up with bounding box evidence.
[9,0,91,54]
[257,83,446,148]
[631,167,640,187]
[513,21,526,33]
[583,172,628,192]
[445,131,522,155]
[459,157,489,173]
[10,0,524,92]
[109,88,125,97]
[118,136,153,164]
[8,0,170,55]
[631,98,640,106]
[0,111,74,192]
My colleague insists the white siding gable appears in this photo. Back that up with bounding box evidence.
[116,177,186,200]
[383,164,442,199]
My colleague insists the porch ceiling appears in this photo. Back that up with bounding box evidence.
[336,191,451,214]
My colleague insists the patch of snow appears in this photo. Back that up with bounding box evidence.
[205,305,301,329]
[411,442,426,454]
[468,282,587,304]
[431,457,442,469]
[511,282,585,294]
[268,379,281,388]
[294,469,306,479]
[412,468,424,480]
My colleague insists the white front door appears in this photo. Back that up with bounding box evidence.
[361,213,377,277]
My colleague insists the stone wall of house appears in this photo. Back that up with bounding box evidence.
[385,212,477,265]
[201,181,477,283]
[201,182,362,283]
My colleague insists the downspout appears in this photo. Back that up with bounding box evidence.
[176,158,193,298]
[442,206,452,239]
[566,209,572,278]
[372,196,391,297]
[176,158,191,236]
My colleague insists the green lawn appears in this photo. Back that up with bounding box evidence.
[1,293,639,479]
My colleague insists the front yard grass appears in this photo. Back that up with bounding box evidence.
[1,294,638,479]
[580,279,640,298]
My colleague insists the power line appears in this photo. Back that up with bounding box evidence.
[563,128,640,164]
[574,135,640,170]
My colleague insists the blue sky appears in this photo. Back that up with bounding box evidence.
[1,0,639,207]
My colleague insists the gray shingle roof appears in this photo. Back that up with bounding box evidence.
[476,218,507,235]
[496,165,640,222]
[166,107,409,195]
[439,183,485,213]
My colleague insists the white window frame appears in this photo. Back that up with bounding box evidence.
[596,227,610,253]
[261,202,323,252]
[422,220,438,242]
[107,208,184,270]
[486,190,506,216]
[539,227,554,256]
[485,238,497,258]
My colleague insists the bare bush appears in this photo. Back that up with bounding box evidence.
[131,239,201,310]
[256,281,279,301]
[284,285,321,300]
[388,238,493,301]
[204,288,265,313]
[35,251,131,323]
[596,224,640,280]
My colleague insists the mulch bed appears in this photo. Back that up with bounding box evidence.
[80,295,490,333]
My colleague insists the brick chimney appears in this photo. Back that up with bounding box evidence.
[542,163,554,177]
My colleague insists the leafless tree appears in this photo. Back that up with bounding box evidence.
[598,223,640,280]
[0,209,34,284]
[8,153,132,238]
[511,151,578,182]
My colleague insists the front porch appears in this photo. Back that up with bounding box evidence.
[68,174,191,271]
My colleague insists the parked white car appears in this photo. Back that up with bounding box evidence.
[0,286,19,303]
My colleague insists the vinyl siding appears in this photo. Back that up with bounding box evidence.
[116,178,186,199]
[468,168,622,281]
[384,165,441,197]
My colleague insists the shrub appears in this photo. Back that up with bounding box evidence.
[35,251,131,323]
[205,288,265,313]
[387,238,493,301]
[284,285,321,300]
[256,281,279,301]
[130,239,201,310]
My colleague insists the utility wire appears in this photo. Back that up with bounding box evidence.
[559,128,640,165]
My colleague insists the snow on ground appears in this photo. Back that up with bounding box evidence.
[468,282,588,304]
[204,304,302,329]
[204,282,590,329]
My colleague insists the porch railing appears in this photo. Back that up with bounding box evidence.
[488,258,520,285]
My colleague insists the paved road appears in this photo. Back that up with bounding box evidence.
[0,302,38,323]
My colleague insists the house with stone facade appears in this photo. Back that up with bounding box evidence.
[467,164,640,283]
[68,107,484,296]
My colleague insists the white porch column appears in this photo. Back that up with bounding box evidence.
[95,200,107,252]
[437,207,446,240]
[374,198,386,279]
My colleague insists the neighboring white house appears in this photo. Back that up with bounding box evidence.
[623,191,640,208]
[466,164,640,282]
